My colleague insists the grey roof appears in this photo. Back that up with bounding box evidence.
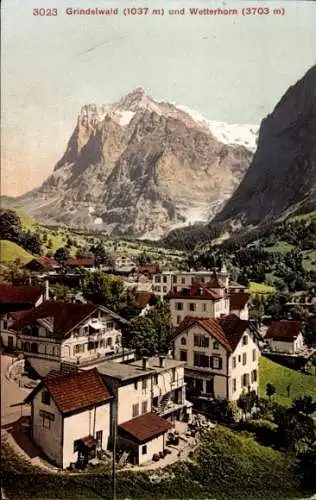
[97,361,153,381]
[130,357,186,373]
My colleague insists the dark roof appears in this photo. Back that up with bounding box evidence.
[167,283,221,301]
[12,301,128,338]
[174,314,250,352]
[134,291,156,309]
[0,284,43,305]
[265,320,302,341]
[25,369,112,414]
[118,412,172,443]
[219,315,250,351]
[230,292,250,310]
[137,264,160,275]
[65,258,95,267]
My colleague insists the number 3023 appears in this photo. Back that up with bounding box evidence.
[33,8,58,16]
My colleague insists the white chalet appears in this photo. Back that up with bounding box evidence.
[264,320,305,354]
[25,369,113,469]
[173,315,260,401]
[13,302,129,377]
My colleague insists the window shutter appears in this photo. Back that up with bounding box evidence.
[209,356,213,368]
[218,357,222,370]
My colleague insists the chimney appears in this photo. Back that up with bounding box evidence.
[159,356,165,368]
[44,279,49,301]
[142,357,149,370]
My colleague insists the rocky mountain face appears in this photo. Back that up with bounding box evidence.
[14,88,254,239]
[212,66,316,228]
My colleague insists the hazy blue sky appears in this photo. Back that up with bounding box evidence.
[2,0,316,195]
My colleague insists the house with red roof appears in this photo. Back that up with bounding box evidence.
[264,320,305,354]
[173,315,259,401]
[24,369,113,468]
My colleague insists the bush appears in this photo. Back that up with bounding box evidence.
[238,419,278,447]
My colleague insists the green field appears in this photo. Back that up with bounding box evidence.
[302,250,316,271]
[259,356,316,407]
[0,240,34,264]
[264,241,295,253]
[249,282,276,296]
[288,211,316,222]
[2,425,305,500]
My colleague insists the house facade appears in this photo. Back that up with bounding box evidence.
[173,316,259,401]
[25,369,113,469]
[13,302,129,376]
[264,320,305,354]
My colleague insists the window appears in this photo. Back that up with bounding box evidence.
[206,379,214,394]
[189,303,196,312]
[251,369,257,383]
[142,379,147,390]
[132,403,139,417]
[181,277,185,284]
[163,286,167,293]
[232,378,237,392]
[106,321,114,329]
[232,356,236,369]
[213,341,219,350]
[181,337,186,345]
[106,337,113,347]
[176,302,183,311]
[74,344,84,354]
[252,349,257,362]
[142,445,147,455]
[134,380,138,390]
[141,401,148,414]
[163,276,167,283]
[194,353,209,368]
[172,276,177,284]
[212,356,222,370]
[41,391,51,405]
[238,355,241,363]
[155,276,161,283]
[39,409,54,429]
[242,353,247,366]
[242,335,248,345]
[194,335,209,348]
[153,374,158,385]
[177,316,181,324]
[241,373,249,387]
[96,430,103,446]
[180,350,187,362]
[171,368,176,382]
[202,303,207,312]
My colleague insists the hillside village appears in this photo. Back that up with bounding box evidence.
[1,214,316,497]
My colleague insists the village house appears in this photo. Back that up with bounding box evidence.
[24,256,61,273]
[264,320,306,354]
[24,369,113,469]
[173,315,260,401]
[97,356,192,464]
[152,269,229,299]
[0,284,46,350]
[13,301,130,377]
[114,254,137,272]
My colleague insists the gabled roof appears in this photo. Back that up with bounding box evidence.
[174,314,251,353]
[25,257,60,269]
[134,291,157,309]
[25,369,112,415]
[12,301,128,339]
[174,316,232,352]
[65,258,95,267]
[167,283,221,301]
[118,412,172,443]
[230,292,250,310]
[137,264,160,275]
[265,320,302,341]
[0,284,43,305]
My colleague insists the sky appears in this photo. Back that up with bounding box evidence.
[2,0,316,196]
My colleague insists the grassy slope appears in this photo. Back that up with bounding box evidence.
[1,426,304,500]
[259,356,316,407]
[249,282,276,295]
[0,240,34,263]
[264,241,295,253]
